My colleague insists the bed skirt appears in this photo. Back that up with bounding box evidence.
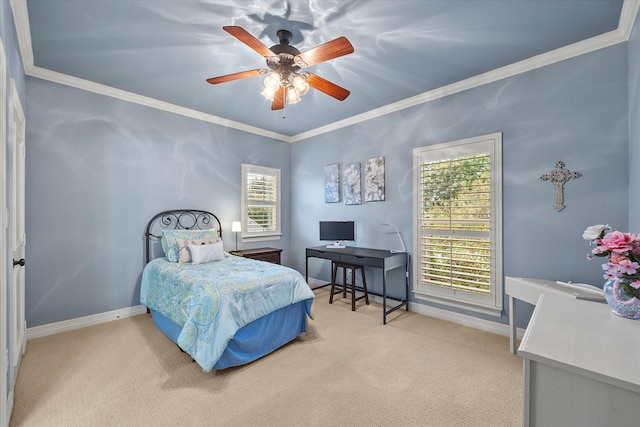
[149,299,312,370]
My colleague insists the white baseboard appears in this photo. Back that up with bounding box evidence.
[28,280,525,342]
[6,391,13,427]
[308,276,525,340]
[307,277,328,288]
[26,305,148,340]
[406,298,524,339]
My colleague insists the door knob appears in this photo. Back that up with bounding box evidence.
[13,258,25,267]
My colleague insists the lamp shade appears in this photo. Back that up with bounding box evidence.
[231,221,242,233]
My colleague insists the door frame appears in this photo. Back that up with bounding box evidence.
[0,37,8,427]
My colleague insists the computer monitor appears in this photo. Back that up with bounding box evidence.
[319,221,355,248]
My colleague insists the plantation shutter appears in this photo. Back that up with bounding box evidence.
[242,164,281,238]
[412,133,502,315]
[246,171,277,232]
[420,154,491,294]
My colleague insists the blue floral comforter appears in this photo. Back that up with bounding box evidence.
[140,254,315,372]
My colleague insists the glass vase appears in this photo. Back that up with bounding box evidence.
[603,280,640,320]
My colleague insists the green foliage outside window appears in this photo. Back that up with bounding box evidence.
[421,154,491,294]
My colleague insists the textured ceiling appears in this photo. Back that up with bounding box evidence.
[21,0,627,140]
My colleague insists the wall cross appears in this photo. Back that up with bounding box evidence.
[540,161,581,212]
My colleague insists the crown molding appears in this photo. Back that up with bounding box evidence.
[9,0,33,73]
[290,18,636,142]
[11,0,639,144]
[28,66,292,142]
[619,0,640,40]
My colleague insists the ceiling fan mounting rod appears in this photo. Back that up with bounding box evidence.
[276,29,293,45]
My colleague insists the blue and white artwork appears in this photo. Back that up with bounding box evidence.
[324,163,340,203]
[365,156,385,202]
[343,162,362,205]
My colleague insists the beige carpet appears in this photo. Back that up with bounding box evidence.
[10,288,522,426]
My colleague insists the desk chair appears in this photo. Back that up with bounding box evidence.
[330,262,369,311]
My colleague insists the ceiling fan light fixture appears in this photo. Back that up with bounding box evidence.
[287,86,302,104]
[292,74,309,96]
[263,72,281,90]
[261,86,277,101]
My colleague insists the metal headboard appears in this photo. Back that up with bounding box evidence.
[145,209,222,264]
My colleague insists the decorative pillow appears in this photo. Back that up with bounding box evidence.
[189,241,225,265]
[161,229,220,262]
[176,237,221,263]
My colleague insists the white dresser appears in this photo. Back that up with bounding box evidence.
[505,276,605,354]
[518,294,640,427]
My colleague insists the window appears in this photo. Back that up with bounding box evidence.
[412,133,502,316]
[241,164,281,240]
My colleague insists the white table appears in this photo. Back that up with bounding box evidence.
[518,294,640,427]
[504,276,605,354]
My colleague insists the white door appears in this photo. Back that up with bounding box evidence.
[8,79,26,384]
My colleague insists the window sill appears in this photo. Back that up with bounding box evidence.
[241,234,282,243]
[412,289,503,318]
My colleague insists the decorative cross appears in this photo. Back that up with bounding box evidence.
[540,161,581,212]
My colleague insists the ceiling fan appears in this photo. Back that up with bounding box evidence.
[206,26,354,110]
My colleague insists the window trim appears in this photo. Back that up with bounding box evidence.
[241,163,282,241]
[412,132,503,317]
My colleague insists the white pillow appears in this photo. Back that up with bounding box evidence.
[176,237,221,263]
[188,241,225,265]
[161,229,220,262]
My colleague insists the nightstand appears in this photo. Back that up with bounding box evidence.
[229,247,282,265]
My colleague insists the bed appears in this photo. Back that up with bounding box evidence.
[140,209,315,372]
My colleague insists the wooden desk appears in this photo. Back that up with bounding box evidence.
[518,294,640,427]
[505,276,605,354]
[306,246,409,324]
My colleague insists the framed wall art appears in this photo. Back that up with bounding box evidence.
[343,162,362,205]
[364,156,385,202]
[324,163,340,203]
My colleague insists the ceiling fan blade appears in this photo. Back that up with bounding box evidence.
[206,69,263,84]
[307,73,350,101]
[295,37,354,67]
[272,86,286,110]
[223,26,275,58]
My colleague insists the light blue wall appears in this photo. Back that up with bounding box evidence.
[291,44,629,328]
[20,13,636,333]
[6,6,638,426]
[629,10,640,231]
[25,80,292,327]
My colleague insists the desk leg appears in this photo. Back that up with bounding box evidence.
[405,260,409,312]
[383,271,387,325]
[305,256,308,283]
[509,295,517,354]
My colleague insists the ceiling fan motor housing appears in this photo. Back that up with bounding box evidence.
[266,30,301,79]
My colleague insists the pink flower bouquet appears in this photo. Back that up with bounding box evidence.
[583,224,640,299]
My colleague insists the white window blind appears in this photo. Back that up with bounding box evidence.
[413,133,502,315]
[420,154,491,294]
[241,164,281,239]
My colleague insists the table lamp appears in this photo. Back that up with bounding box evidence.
[231,221,241,251]
[380,223,407,253]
